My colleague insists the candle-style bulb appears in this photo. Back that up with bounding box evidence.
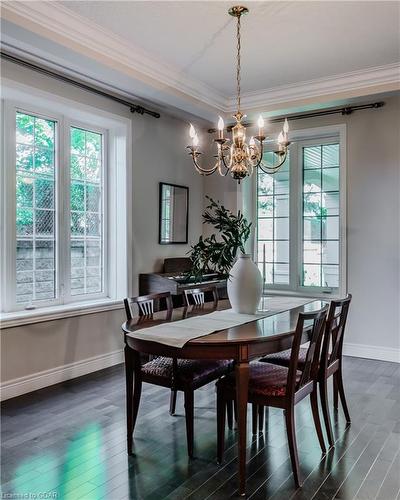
[257,115,265,129]
[189,123,196,139]
[278,131,284,144]
[193,134,199,147]
[218,116,224,131]
[283,118,289,134]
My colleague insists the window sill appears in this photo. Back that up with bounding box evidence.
[0,299,124,329]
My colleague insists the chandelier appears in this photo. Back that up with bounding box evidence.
[187,5,290,183]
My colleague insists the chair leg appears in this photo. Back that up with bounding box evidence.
[169,389,177,416]
[184,390,194,458]
[258,405,264,433]
[337,368,351,423]
[252,403,258,435]
[319,379,334,448]
[227,399,233,430]
[284,407,301,488]
[310,389,326,454]
[333,373,339,411]
[233,398,238,423]
[217,387,226,464]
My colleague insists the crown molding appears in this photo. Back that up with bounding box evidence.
[234,63,400,112]
[1,1,228,112]
[2,1,399,118]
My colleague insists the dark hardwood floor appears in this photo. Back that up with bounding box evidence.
[1,356,399,499]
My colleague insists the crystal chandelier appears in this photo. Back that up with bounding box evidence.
[187,5,290,183]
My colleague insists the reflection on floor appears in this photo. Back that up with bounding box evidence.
[1,357,400,499]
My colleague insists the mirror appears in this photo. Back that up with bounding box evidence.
[159,182,189,244]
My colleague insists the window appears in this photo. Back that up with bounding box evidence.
[2,106,108,313]
[256,129,345,296]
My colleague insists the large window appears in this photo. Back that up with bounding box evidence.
[256,131,345,296]
[2,107,107,312]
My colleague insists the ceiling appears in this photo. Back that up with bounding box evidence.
[60,1,400,96]
[1,1,399,123]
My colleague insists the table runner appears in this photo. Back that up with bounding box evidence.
[127,296,315,348]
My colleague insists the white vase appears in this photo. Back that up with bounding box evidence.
[227,254,263,314]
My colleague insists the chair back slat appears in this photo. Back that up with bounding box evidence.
[321,294,352,370]
[123,292,173,321]
[183,286,218,308]
[287,305,329,395]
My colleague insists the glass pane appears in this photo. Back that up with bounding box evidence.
[35,119,55,148]
[322,144,339,167]
[275,218,289,240]
[16,176,33,208]
[304,146,321,169]
[71,128,85,155]
[34,147,54,175]
[16,209,33,235]
[303,241,321,264]
[274,171,290,194]
[304,170,321,192]
[303,193,322,217]
[304,217,321,240]
[274,263,289,284]
[35,179,54,209]
[326,216,339,239]
[258,262,273,284]
[258,174,273,195]
[35,210,54,236]
[70,126,103,295]
[16,145,34,171]
[258,196,273,217]
[274,240,289,263]
[71,182,85,211]
[258,241,273,263]
[303,264,321,287]
[322,167,339,192]
[71,155,85,180]
[275,195,289,217]
[16,113,34,144]
[323,192,339,216]
[322,265,339,288]
[322,240,339,264]
[16,240,33,271]
[258,219,273,240]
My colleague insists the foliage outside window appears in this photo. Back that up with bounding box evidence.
[7,110,105,311]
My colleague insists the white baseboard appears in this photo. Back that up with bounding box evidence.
[0,349,124,401]
[343,342,400,363]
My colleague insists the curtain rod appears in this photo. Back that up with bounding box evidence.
[1,51,161,119]
[207,101,385,133]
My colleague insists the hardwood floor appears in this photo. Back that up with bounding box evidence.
[1,357,399,499]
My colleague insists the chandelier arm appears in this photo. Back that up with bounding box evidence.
[187,148,219,175]
[258,150,289,174]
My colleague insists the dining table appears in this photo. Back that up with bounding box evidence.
[122,296,326,496]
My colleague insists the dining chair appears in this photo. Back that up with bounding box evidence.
[259,294,352,447]
[183,285,219,308]
[123,291,232,458]
[216,306,329,487]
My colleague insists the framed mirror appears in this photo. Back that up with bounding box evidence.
[159,182,189,244]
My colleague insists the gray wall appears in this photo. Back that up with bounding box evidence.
[204,95,400,358]
[1,61,204,387]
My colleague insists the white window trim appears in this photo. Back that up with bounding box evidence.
[0,79,131,325]
[252,124,347,300]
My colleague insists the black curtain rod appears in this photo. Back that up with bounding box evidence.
[207,101,385,133]
[1,51,161,119]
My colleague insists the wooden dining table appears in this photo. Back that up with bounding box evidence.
[122,297,326,496]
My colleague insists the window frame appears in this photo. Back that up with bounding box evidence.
[254,125,347,299]
[2,101,109,312]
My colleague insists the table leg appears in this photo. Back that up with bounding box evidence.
[125,346,142,455]
[235,360,249,496]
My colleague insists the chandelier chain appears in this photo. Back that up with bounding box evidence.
[236,15,241,113]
